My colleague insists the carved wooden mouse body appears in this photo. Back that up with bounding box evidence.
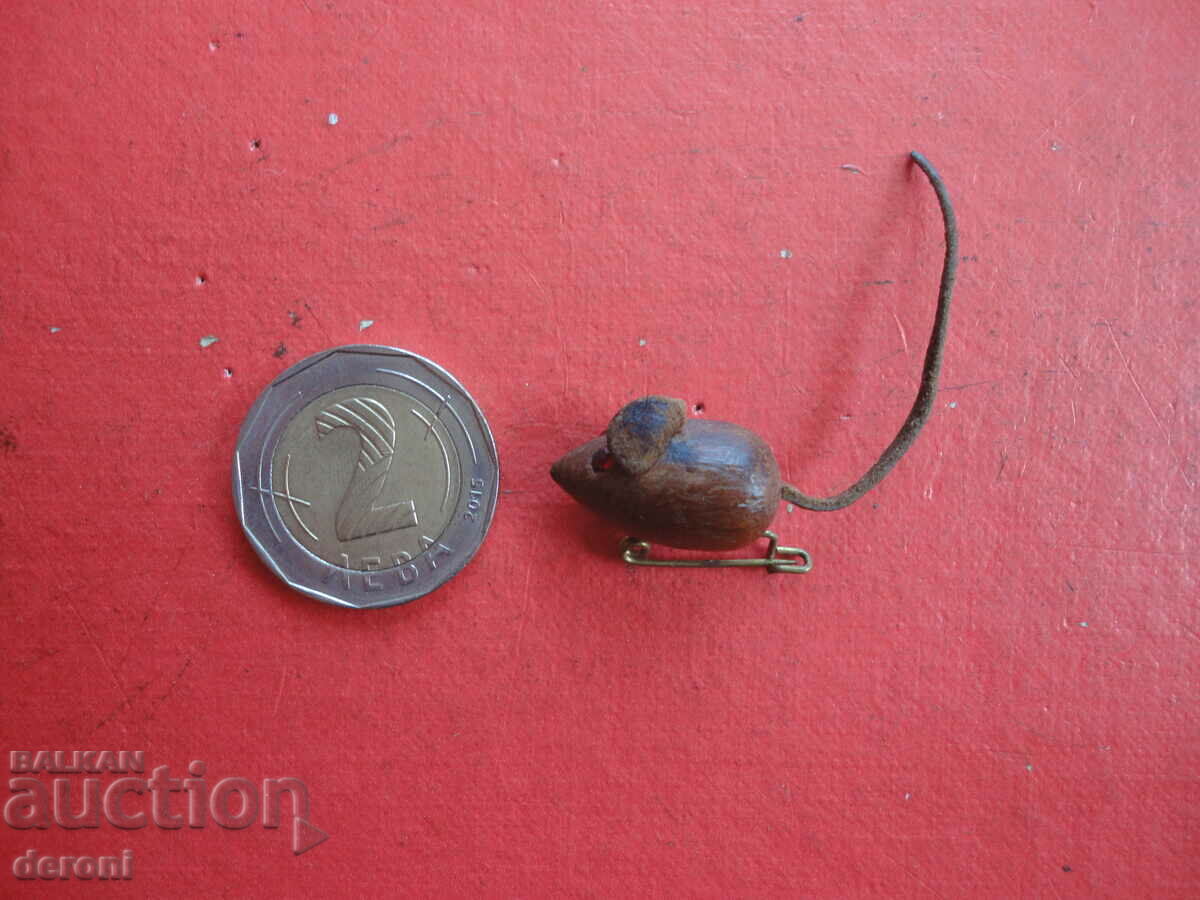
[550,152,958,561]
[550,397,780,550]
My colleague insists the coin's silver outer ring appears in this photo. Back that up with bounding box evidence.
[232,345,499,609]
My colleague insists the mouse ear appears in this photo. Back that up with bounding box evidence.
[606,395,687,475]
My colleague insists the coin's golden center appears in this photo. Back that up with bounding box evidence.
[270,385,461,569]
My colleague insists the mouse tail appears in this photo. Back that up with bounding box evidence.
[781,150,958,512]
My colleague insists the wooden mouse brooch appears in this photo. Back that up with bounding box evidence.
[550,151,957,573]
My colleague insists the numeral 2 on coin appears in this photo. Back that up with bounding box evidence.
[315,397,418,540]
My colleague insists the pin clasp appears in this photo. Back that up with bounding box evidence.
[620,531,812,574]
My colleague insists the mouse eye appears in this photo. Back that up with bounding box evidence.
[591,448,615,472]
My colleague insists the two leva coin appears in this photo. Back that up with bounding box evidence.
[233,346,498,609]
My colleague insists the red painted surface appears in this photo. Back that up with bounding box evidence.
[2,1,1197,896]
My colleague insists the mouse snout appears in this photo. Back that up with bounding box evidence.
[550,436,609,496]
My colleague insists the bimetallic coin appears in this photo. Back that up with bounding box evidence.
[233,346,498,609]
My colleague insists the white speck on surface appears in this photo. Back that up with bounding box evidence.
[904,793,912,800]
[199,335,219,349]
[638,338,647,347]
[786,503,794,513]
[327,112,339,126]
[359,319,374,331]
[779,249,792,259]
[948,400,958,408]
[1025,764,1034,772]
[49,326,61,333]
[1051,140,1063,151]
[1080,621,1089,628]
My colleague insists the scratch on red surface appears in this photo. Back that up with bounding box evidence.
[891,310,909,355]
[876,845,949,899]
[1103,322,1194,488]
[1035,85,1094,146]
[145,657,193,722]
[1066,544,1198,558]
[65,595,131,735]
[316,134,406,180]
[513,558,535,663]
[88,684,149,737]
[273,665,289,716]
[302,301,334,344]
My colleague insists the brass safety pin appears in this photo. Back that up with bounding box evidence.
[620,531,812,574]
